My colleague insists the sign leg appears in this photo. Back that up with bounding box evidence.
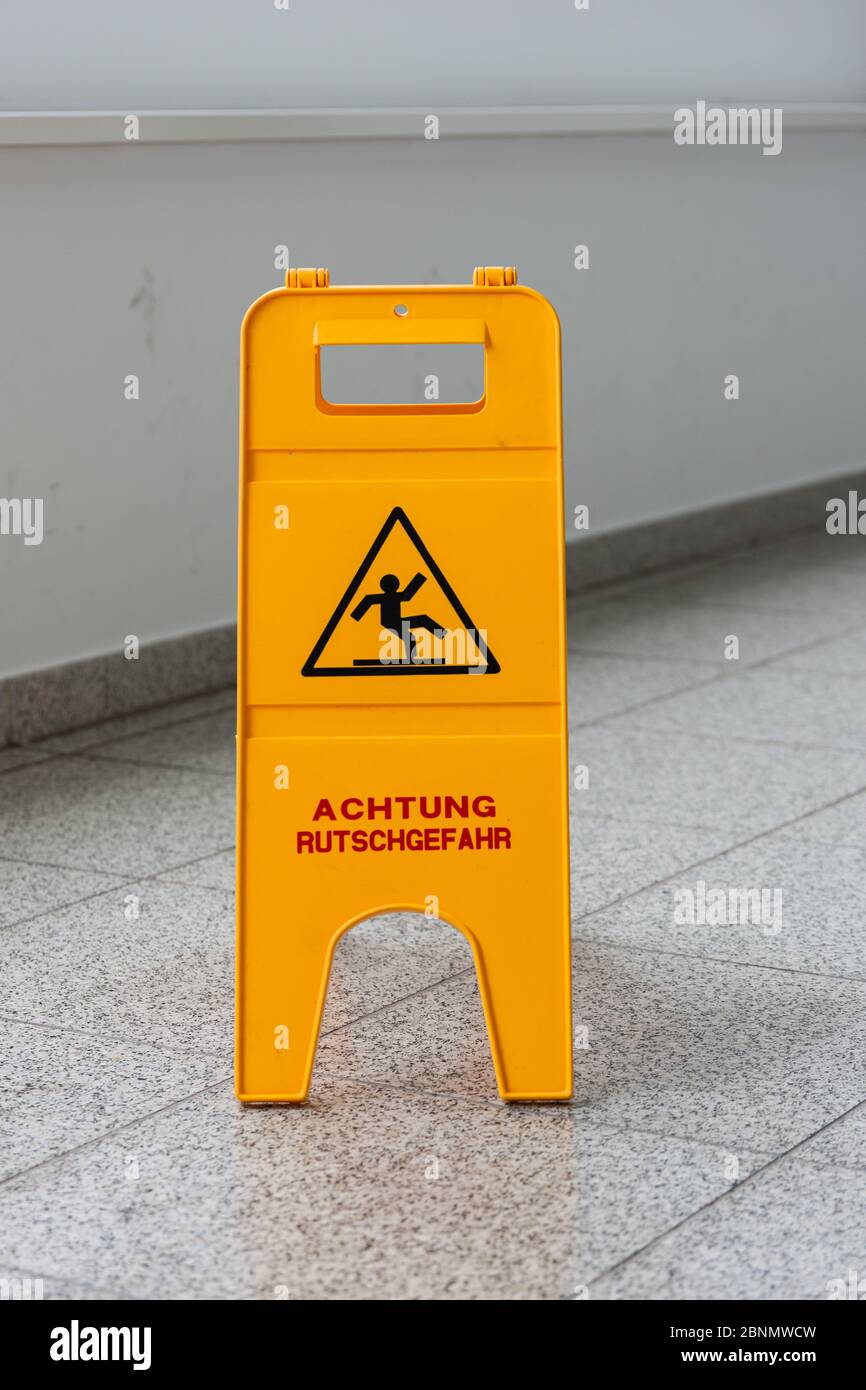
[472,917,573,1102]
[236,918,335,1103]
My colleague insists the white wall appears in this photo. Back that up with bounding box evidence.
[1,0,864,676]
[2,0,865,108]
[2,128,865,676]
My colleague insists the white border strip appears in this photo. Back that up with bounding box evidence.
[2,105,865,147]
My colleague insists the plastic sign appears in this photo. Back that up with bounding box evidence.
[236,266,571,1102]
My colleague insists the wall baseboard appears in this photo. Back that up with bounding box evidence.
[2,467,860,746]
[1,626,236,747]
[565,466,864,594]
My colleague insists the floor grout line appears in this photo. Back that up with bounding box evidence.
[568,777,866,934]
[0,844,235,934]
[568,614,866,671]
[569,668,740,727]
[0,755,54,778]
[0,879,145,935]
[568,646,731,668]
[0,1076,234,1195]
[571,591,866,621]
[568,807,863,838]
[580,729,866,754]
[0,854,124,875]
[152,876,234,891]
[66,752,233,776]
[0,1011,137,1043]
[585,1095,866,1292]
[318,964,477,1040]
[571,933,866,986]
[567,613,866,737]
[569,720,866,754]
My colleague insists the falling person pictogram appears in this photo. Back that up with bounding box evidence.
[350,572,447,665]
[301,506,499,677]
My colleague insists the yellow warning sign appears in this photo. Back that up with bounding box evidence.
[236,266,571,1104]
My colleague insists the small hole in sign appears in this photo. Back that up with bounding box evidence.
[394,304,409,317]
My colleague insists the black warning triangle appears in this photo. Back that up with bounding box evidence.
[301,507,500,677]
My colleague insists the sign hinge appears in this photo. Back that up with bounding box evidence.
[472,266,518,287]
[286,267,330,289]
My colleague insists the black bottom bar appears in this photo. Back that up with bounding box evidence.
[9,1297,859,1373]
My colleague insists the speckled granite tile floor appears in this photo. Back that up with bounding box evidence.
[2,532,866,1301]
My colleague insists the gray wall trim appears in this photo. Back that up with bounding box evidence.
[566,466,865,594]
[1,626,236,747]
[2,104,864,148]
[2,466,860,745]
